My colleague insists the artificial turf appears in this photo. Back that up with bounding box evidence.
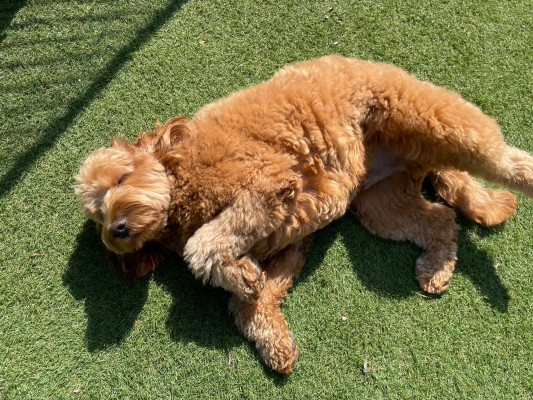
[0,1,531,398]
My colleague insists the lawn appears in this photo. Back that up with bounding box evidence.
[0,0,531,398]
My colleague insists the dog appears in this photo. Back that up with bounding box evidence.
[75,55,532,374]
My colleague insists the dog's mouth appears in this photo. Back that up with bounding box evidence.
[101,216,166,255]
[105,251,138,286]
[102,229,141,255]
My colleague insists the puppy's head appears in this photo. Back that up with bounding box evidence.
[75,140,171,255]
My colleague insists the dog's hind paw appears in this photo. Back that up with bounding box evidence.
[467,189,517,227]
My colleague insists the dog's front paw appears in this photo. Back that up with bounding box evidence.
[234,257,266,301]
[417,273,451,294]
[259,331,299,375]
[209,256,266,300]
[415,255,455,294]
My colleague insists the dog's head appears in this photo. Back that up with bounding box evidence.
[75,140,171,255]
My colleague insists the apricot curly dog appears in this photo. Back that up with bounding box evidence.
[75,55,532,374]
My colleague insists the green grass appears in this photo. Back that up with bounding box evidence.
[0,0,531,398]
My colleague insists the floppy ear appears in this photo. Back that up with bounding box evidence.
[133,117,190,154]
[111,139,136,152]
[106,242,168,284]
[154,117,190,152]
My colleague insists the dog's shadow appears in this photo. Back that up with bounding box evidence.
[152,259,242,350]
[63,221,150,351]
[64,212,509,355]
[301,214,509,312]
[63,220,241,352]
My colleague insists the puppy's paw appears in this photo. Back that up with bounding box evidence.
[417,273,451,294]
[470,189,517,227]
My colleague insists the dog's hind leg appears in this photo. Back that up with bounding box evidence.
[352,167,459,294]
[228,238,311,374]
[428,169,517,227]
[456,145,533,198]
[372,75,533,197]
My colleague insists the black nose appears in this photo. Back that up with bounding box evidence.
[109,217,129,238]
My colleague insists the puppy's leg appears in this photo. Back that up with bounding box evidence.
[228,239,310,374]
[352,169,459,294]
[184,191,289,301]
[428,170,517,227]
[476,146,533,198]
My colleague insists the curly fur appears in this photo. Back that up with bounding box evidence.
[75,55,532,374]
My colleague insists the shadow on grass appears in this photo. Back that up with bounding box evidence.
[63,220,241,353]
[0,0,26,43]
[0,0,187,198]
[64,211,508,369]
[454,217,510,312]
[63,221,150,351]
[328,213,509,312]
[153,258,242,351]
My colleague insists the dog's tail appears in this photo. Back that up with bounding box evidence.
[427,170,518,226]
[369,69,533,198]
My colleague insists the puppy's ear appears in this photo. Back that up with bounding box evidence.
[134,117,190,154]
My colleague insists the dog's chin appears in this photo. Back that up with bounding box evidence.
[102,236,141,255]
[101,211,168,255]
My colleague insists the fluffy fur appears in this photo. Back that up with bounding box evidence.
[75,55,532,374]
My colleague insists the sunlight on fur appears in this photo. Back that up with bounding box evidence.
[75,55,532,374]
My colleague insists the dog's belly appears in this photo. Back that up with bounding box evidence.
[250,146,412,260]
[362,145,415,189]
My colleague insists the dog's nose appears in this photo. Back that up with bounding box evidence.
[109,217,129,238]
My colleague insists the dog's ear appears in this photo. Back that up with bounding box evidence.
[155,117,190,151]
[134,117,190,154]
[106,242,168,284]
[112,139,136,152]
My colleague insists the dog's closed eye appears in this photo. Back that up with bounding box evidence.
[116,174,129,187]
